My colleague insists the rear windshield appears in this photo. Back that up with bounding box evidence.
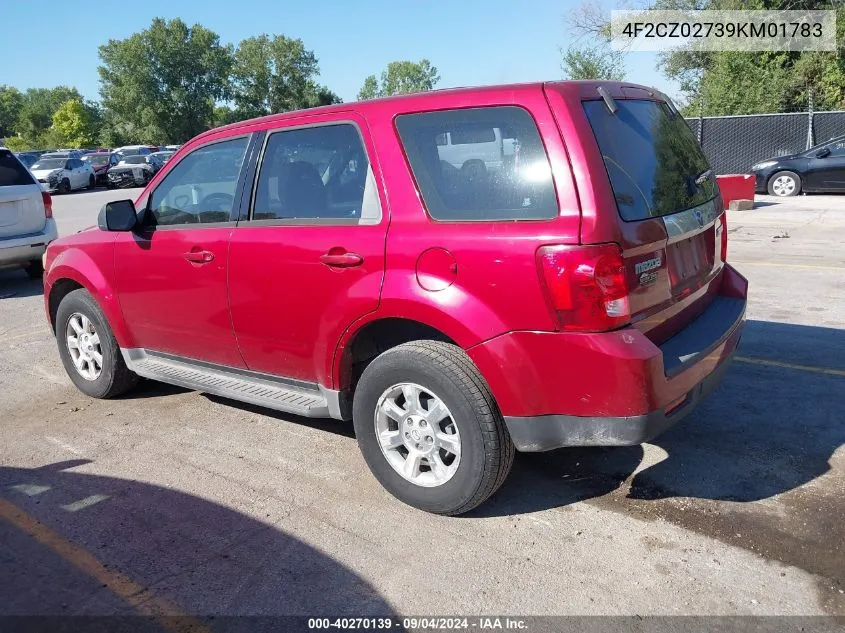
[0,150,36,186]
[584,99,716,222]
[396,106,558,221]
[84,155,109,165]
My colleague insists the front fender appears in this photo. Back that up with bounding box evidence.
[45,245,133,348]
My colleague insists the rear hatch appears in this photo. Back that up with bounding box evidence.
[0,149,46,239]
[547,84,726,345]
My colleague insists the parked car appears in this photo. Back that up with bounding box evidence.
[150,150,175,164]
[752,134,845,196]
[30,156,95,193]
[43,81,747,515]
[113,145,152,159]
[0,148,57,278]
[164,144,182,152]
[106,154,160,188]
[82,152,120,186]
[15,152,39,169]
[40,150,84,160]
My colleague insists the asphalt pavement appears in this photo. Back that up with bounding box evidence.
[0,189,842,620]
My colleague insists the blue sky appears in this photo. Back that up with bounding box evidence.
[0,0,679,104]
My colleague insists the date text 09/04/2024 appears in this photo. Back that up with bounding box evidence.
[307,617,529,630]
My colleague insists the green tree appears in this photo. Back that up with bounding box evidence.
[356,59,440,100]
[0,86,23,138]
[98,17,232,144]
[51,99,98,147]
[654,0,845,114]
[561,44,625,80]
[231,34,336,118]
[17,86,84,140]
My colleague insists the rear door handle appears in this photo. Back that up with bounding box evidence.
[184,250,215,263]
[319,252,363,268]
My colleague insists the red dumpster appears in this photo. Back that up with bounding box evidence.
[716,174,755,209]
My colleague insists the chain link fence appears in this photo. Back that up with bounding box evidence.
[685,110,845,175]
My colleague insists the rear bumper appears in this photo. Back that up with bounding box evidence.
[468,264,748,451]
[0,219,58,266]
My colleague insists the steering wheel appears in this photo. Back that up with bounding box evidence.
[202,192,234,212]
[174,194,190,208]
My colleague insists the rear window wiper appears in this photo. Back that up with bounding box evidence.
[695,169,713,186]
[597,86,618,115]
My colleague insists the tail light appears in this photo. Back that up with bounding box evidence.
[536,243,630,332]
[719,213,728,262]
[41,192,53,219]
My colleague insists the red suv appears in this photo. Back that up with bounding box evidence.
[43,81,747,515]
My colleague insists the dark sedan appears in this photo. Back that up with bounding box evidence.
[82,152,119,186]
[752,135,845,197]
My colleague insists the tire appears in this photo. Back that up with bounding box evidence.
[58,178,71,195]
[353,340,514,515]
[55,288,138,399]
[768,171,801,197]
[25,260,44,279]
[88,175,96,190]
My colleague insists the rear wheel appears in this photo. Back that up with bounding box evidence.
[768,171,801,197]
[55,289,138,398]
[353,341,514,515]
[88,175,96,190]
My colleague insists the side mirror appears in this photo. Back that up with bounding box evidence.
[816,147,831,158]
[98,199,137,232]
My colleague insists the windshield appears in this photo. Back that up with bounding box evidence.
[84,155,110,166]
[32,159,66,170]
[584,99,716,222]
[121,156,147,165]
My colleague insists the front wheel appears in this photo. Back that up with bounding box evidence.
[88,175,96,190]
[55,289,138,398]
[768,171,801,197]
[58,178,71,194]
[353,341,514,515]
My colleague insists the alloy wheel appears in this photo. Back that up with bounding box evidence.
[374,382,461,487]
[772,175,796,196]
[65,313,103,381]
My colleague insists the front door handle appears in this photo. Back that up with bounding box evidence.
[319,251,363,268]
[184,250,215,264]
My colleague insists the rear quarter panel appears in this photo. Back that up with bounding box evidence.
[345,86,582,352]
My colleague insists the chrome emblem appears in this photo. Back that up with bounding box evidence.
[639,271,658,286]
[634,255,662,275]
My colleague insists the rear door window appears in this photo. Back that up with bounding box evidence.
[0,150,36,186]
[583,99,716,222]
[395,106,558,221]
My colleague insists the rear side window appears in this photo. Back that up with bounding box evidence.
[396,106,558,221]
[0,150,35,187]
[584,99,716,222]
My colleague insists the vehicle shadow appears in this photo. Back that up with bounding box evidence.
[0,268,43,299]
[472,319,845,516]
[204,394,356,440]
[0,460,396,624]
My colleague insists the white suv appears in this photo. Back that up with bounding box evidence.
[30,155,96,194]
[0,148,58,278]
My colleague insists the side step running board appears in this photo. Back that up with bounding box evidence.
[122,349,333,418]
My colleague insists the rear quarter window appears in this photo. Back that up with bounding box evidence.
[396,106,558,221]
[0,150,36,187]
[584,99,716,222]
